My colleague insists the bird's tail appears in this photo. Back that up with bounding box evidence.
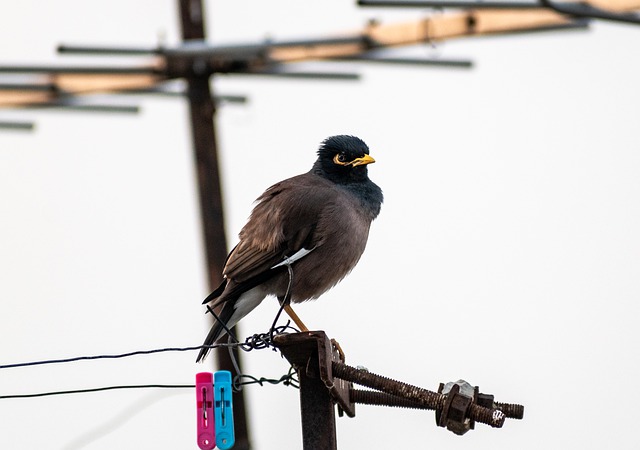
[196,299,236,363]
[197,280,266,362]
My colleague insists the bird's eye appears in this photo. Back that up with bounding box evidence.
[333,153,351,166]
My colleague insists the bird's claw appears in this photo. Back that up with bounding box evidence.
[331,338,346,362]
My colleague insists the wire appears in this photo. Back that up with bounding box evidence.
[0,384,194,400]
[0,324,298,371]
[222,263,296,391]
[271,263,295,342]
[234,365,299,391]
[0,323,300,400]
[206,304,240,343]
[0,345,221,370]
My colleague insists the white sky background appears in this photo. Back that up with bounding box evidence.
[1,1,640,449]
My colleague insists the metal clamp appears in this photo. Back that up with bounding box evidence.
[274,331,524,438]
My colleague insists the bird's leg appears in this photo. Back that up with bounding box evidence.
[282,303,309,332]
[281,299,345,359]
[277,260,310,332]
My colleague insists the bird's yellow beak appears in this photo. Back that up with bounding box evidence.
[350,154,376,167]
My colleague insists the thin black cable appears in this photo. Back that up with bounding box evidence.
[239,323,298,352]
[206,304,239,344]
[222,261,298,377]
[228,335,243,377]
[271,263,294,342]
[228,322,298,391]
[0,345,226,370]
[228,322,298,392]
[0,368,299,400]
[230,264,297,392]
[0,384,194,400]
[234,365,299,390]
[0,324,297,371]
[0,325,300,400]
[202,261,296,377]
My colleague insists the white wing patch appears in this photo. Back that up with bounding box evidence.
[271,247,315,269]
[229,287,267,329]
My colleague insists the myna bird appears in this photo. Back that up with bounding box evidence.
[196,135,383,362]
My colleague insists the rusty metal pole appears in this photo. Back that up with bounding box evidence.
[274,332,343,450]
[178,1,251,448]
[299,367,338,450]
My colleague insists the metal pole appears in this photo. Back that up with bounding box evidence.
[178,1,251,449]
[274,332,343,449]
[299,367,338,450]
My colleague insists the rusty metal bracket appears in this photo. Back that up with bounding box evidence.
[274,331,524,446]
[274,331,355,417]
[274,331,356,450]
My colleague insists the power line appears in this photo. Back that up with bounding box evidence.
[0,384,194,400]
[0,345,221,370]
[0,324,297,370]
[0,325,299,400]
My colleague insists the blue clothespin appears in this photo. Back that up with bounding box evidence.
[214,370,235,449]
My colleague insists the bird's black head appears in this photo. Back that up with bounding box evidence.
[312,135,375,183]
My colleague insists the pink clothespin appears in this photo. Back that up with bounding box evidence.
[196,372,216,450]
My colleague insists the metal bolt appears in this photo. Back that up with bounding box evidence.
[496,402,525,420]
[332,361,445,410]
[351,389,425,409]
[332,362,506,429]
[475,391,524,420]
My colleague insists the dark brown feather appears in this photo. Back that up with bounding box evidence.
[223,174,339,283]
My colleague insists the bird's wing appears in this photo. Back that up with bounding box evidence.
[223,175,337,283]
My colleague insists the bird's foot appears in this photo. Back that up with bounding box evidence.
[331,338,346,362]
